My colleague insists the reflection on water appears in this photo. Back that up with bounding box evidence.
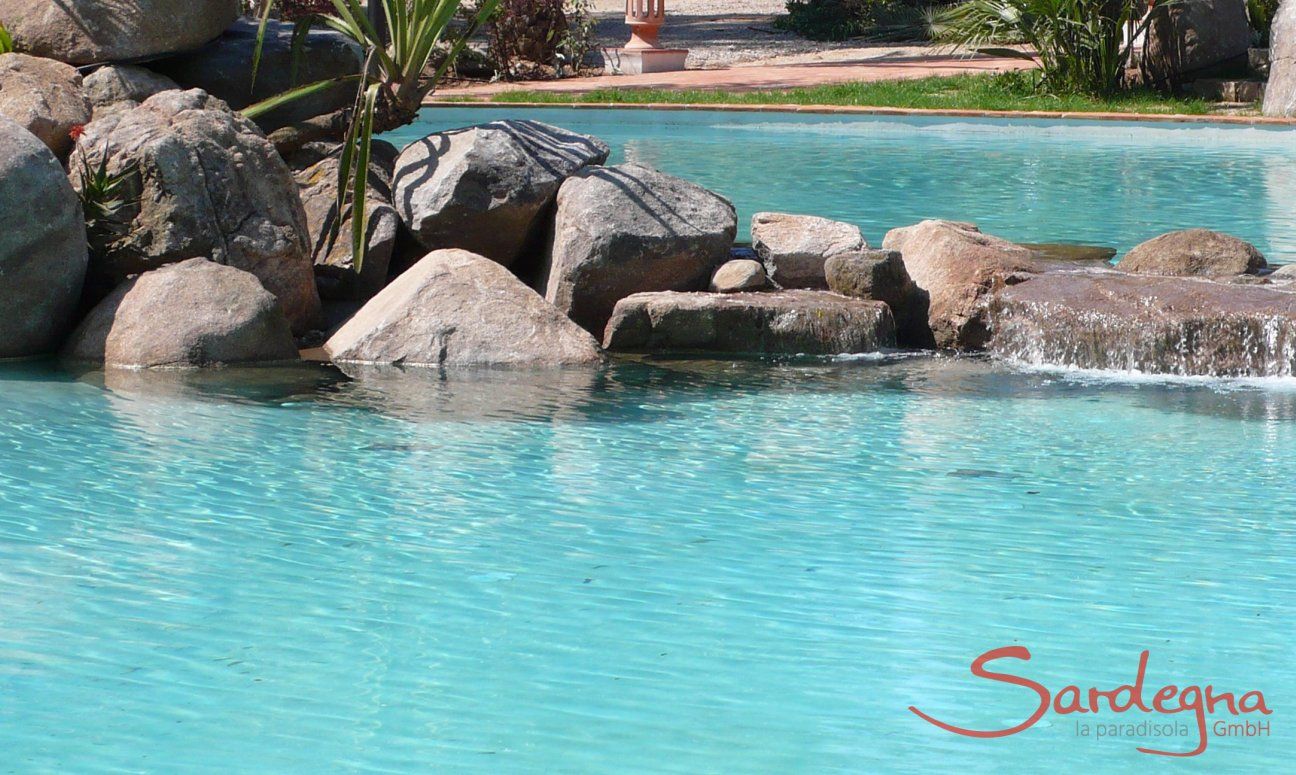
[1,357,1294,772]
[387,109,1296,261]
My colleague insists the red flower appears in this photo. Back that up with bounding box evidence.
[69,125,85,142]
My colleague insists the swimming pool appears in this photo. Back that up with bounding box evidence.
[0,357,1291,771]
[387,108,1296,262]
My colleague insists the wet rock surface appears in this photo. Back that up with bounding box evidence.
[603,290,895,355]
[990,271,1296,377]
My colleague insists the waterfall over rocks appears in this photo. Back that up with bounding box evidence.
[989,271,1296,378]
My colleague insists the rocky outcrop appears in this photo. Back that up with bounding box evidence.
[825,249,934,348]
[0,0,240,66]
[70,89,319,332]
[1117,229,1266,277]
[751,212,866,289]
[394,120,609,267]
[1265,0,1296,117]
[882,220,1040,350]
[989,271,1296,377]
[151,19,362,133]
[1143,0,1252,86]
[325,249,604,368]
[604,290,895,355]
[82,65,178,118]
[710,259,768,292]
[294,148,399,301]
[545,163,738,336]
[0,116,88,358]
[0,53,91,159]
[63,258,298,369]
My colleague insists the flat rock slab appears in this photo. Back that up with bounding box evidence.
[990,271,1296,377]
[604,290,895,355]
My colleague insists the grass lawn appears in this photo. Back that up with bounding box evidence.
[444,73,1229,115]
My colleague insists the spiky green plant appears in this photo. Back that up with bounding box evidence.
[74,149,139,255]
[243,0,499,272]
[0,21,14,53]
[930,0,1175,95]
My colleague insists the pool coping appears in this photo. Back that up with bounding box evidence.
[422,100,1296,127]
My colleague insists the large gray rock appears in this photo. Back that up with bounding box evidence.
[825,249,934,348]
[394,120,609,267]
[64,258,299,369]
[1265,0,1296,117]
[82,65,178,118]
[0,53,91,159]
[0,116,88,357]
[545,163,738,336]
[1117,229,1266,277]
[882,220,1040,351]
[604,290,895,355]
[70,89,320,332]
[989,271,1296,377]
[1143,0,1252,85]
[325,249,604,368]
[751,212,866,289]
[294,149,399,301]
[0,0,240,66]
[151,19,362,133]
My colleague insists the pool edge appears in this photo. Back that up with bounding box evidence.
[422,100,1296,127]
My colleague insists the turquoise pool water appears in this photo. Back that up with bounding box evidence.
[387,108,1296,261]
[1,357,1292,772]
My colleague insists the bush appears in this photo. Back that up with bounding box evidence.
[931,0,1167,96]
[776,0,954,42]
[1249,0,1281,46]
[473,0,598,78]
[242,0,334,20]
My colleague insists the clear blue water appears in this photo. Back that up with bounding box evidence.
[1,357,1293,772]
[387,108,1296,262]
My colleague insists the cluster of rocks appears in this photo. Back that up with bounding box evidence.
[3,1,1296,379]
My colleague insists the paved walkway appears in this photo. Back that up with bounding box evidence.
[437,52,1033,99]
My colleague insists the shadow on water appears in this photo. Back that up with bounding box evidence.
[8,353,1296,425]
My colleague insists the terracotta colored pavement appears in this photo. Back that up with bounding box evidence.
[435,54,1036,99]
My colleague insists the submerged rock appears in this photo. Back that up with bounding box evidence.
[64,259,299,369]
[989,271,1296,377]
[751,212,866,289]
[0,116,88,358]
[82,65,179,118]
[393,120,609,267]
[294,147,399,301]
[1117,229,1266,277]
[710,259,768,293]
[882,220,1040,351]
[1266,1,1296,117]
[325,249,603,368]
[545,163,737,336]
[0,0,239,66]
[824,249,934,348]
[0,53,91,159]
[70,89,320,332]
[603,290,895,355]
[152,19,362,132]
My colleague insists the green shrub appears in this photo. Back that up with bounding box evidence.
[776,0,954,42]
[1249,0,1281,46]
[930,0,1169,95]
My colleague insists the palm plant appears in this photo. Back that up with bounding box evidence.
[930,0,1173,95]
[243,0,499,271]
